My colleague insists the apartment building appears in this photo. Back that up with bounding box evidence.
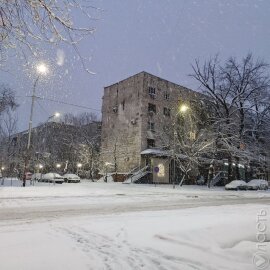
[100,71,205,182]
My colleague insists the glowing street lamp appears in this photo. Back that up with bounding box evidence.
[36,63,49,75]
[172,103,189,189]
[56,163,61,169]
[48,112,61,122]
[179,104,189,113]
[23,62,49,187]
[54,112,60,118]
[76,163,82,175]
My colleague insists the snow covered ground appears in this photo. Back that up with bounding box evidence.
[0,182,269,270]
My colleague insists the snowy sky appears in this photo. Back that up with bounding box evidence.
[1,0,270,131]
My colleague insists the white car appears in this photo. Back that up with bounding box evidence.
[247,179,268,190]
[42,173,64,184]
[63,173,81,183]
[225,180,248,190]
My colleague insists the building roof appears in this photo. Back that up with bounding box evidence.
[104,71,198,94]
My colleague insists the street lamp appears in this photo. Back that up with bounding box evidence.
[23,62,49,187]
[56,163,61,169]
[104,162,113,183]
[36,63,48,75]
[47,112,61,122]
[179,104,189,113]
[77,163,82,175]
[172,103,189,189]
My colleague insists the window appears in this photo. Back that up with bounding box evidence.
[148,121,155,132]
[147,139,155,148]
[148,103,156,113]
[190,131,196,140]
[164,91,170,100]
[148,87,156,99]
[163,107,171,117]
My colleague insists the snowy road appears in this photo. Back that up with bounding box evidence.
[0,192,270,222]
[0,182,270,270]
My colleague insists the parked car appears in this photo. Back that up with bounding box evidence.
[63,173,81,183]
[247,179,268,190]
[225,180,248,191]
[42,173,64,184]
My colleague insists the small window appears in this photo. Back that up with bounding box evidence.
[147,139,155,148]
[164,92,170,100]
[163,107,171,117]
[148,103,156,113]
[190,131,196,140]
[148,121,155,132]
[148,87,156,99]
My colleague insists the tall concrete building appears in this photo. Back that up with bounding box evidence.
[100,72,204,182]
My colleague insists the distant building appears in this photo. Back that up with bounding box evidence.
[0,121,101,176]
[100,71,206,182]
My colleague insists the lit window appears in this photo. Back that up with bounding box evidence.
[190,131,196,140]
[157,163,165,177]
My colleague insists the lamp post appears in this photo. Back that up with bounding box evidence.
[23,63,48,187]
[172,103,189,189]
[77,163,82,175]
[47,112,61,122]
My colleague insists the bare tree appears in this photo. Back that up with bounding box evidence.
[0,1,99,69]
[191,54,270,181]
[0,85,18,174]
[173,100,216,185]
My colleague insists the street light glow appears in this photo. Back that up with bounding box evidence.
[179,104,189,113]
[36,63,48,75]
[77,163,82,168]
[54,112,60,118]
[39,164,44,169]
[1,167,5,170]
[56,163,61,168]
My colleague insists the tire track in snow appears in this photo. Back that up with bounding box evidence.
[55,225,211,270]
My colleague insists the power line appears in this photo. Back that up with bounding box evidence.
[25,95,101,112]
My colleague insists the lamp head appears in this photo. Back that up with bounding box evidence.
[36,63,48,75]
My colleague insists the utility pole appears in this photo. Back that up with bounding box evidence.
[23,77,39,187]
[22,63,48,187]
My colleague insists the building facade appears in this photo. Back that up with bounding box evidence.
[100,71,205,181]
[0,121,101,177]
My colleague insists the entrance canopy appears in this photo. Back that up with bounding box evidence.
[140,149,187,159]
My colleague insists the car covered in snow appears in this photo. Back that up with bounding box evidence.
[63,173,81,183]
[246,179,268,190]
[42,173,64,184]
[225,180,248,191]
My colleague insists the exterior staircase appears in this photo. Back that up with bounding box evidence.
[210,171,228,187]
[123,166,150,184]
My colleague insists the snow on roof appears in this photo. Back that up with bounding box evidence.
[140,149,186,159]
